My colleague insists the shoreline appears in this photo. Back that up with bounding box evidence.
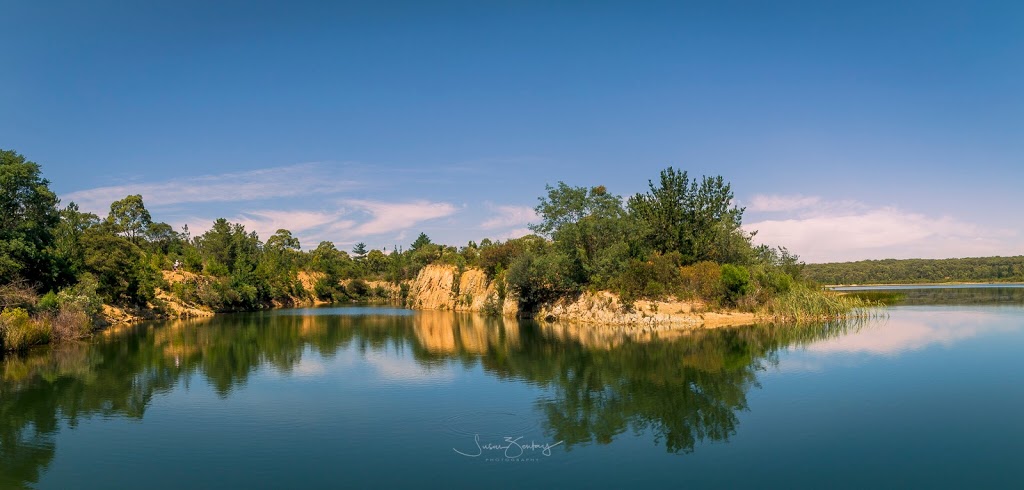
[827,282,1024,288]
[6,265,866,354]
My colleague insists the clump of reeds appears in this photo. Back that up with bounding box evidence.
[758,285,884,324]
[839,290,905,305]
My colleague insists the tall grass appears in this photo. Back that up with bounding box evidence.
[1,303,93,352]
[839,290,906,305]
[0,308,51,351]
[758,285,883,324]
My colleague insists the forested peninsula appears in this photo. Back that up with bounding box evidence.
[2,148,870,352]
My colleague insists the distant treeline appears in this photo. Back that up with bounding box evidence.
[804,256,1024,285]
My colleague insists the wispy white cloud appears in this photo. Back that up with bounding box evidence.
[63,163,358,214]
[344,200,459,236]
[491,228,534,241]
[181,201,457,249]
[232,210,354,245]
[64,162,465,248]
[480,205,537,230]
[745,195,1021,263]
[747,194,822,212]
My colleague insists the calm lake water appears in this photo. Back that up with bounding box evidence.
[3,288,1023,489]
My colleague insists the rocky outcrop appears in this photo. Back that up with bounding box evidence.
[405,264,518,315]
[540,290,757,329]
[535,291,756,328]
[403,265,756,328]
[535,292,696,327]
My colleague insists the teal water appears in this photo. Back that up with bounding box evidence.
[2,289,1023,488]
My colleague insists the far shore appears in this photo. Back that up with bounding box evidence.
[826,282,1024,288]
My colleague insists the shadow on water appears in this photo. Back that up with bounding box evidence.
[0,308,872,487]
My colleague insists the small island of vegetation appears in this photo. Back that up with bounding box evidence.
[2,148,872,352]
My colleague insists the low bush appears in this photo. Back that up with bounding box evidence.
[49,304,91,341]
[679,261,723,303]
[37,291,60,313]
[611,252,684,305]
[482,293,502,317]
[720,264,751,307]
[58,274,103,319]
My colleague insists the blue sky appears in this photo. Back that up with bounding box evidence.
[3,0,1022,262]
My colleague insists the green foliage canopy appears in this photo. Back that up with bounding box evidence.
[0,150,60,287]
[106,194,152,245]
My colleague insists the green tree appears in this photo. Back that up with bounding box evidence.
[310,241,349,278]
[407,233,444,274]
[531,183,621,238]
[410,232,432,252]
[628,168,750,264]
[352,242,368,262]
[266,229,300,251]
[144,222,176,254]
[627,167,692,257]
[81,230,156,305]
[0,149,60,288]
[49,202,100,287]
[688,175,750,264]
[106,194,152,245]
[506,247,580,313]
[531,183,634,288]
[366,249,388,275]
[261,229,303,297]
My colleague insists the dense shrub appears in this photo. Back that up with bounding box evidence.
[720,264,751,307]
[479,239,527,278]
[37,291,60,313]
[57,273,103,319]
[81,231,157,306]
[48,305,91,341]
[612,252,684,305]
[314,277,338,301]
[348,279,369,298]
[679,261,723,302]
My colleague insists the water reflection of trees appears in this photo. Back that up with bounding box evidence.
[897,287,1024,306]
[471,318,860,453]
[0,311,861,487]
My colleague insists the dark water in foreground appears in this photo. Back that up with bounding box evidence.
[2,289,1023,488]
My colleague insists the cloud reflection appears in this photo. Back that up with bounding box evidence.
[777,308,1020,372]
